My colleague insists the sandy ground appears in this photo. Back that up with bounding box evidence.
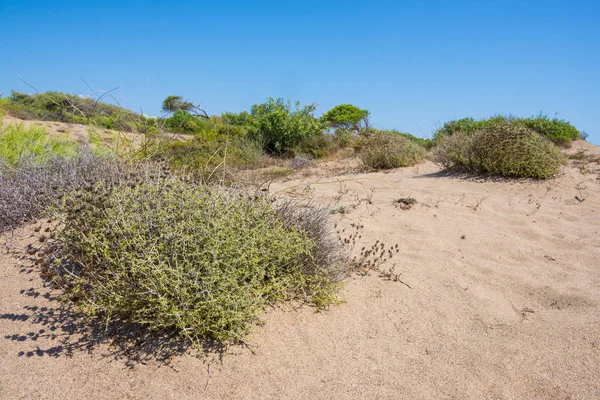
[1,141,600,399]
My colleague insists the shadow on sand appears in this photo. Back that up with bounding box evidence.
[1,251,228,368]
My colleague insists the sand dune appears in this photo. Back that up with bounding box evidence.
[1,143,599,399]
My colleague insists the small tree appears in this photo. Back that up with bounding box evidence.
[322,104,370,134]
[161,95,209,119]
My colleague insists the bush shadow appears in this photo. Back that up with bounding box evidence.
[1,259,228,369]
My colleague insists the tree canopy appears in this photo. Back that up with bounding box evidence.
[321,104,369,132]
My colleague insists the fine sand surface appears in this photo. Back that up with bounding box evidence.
[1,141,600,399]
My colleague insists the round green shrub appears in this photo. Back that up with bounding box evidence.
[434,122,566,179]
[358,133,425,170]
[49,180,345,344]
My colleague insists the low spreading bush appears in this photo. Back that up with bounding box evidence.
[433,121,566,179]
[433,115,581,145]
[45,180,347,344]
[357,133,425,170]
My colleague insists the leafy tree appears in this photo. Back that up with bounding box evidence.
[248,98,322,154]
[161,95,194,113]
[322,104,370,133]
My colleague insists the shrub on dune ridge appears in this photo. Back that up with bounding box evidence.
[43,179,347,344]
[434,121,566,179]
[357,133,425,170]
[433,115,581,145]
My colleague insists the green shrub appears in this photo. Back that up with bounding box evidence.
[159,136,262,172]
[357,133,425,170]
[294,134,337,158]
[432,116,509,142]
[248,98,323,154]
[433,115,580,145]
[516,115,580,144]
[433,121,566,179]
[0,123,77,164]
[47,180,346,344]
[373,129,433,149]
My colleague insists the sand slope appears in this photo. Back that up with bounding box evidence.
[1,143,599,399]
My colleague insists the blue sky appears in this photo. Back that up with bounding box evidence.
[1,0,599,143]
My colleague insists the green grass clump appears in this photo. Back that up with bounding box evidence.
[434,121,566,179]
[0,123,77,164]
[357,133,425,170]
[48,180,346,344]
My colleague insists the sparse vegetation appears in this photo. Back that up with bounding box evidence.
[1,85,590,352]
[2,91,158,134]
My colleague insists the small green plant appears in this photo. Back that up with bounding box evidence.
[357,133,425,170]
[44,180,346,344]
[433,121,566,179]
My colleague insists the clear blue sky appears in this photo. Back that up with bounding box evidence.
[1,0,599,143]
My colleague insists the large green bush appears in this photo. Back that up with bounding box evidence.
[357,133,425,170]
[248,98,323,154]
[433,115,580,145]
[433,121,566,179]
[48,180,346,344]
